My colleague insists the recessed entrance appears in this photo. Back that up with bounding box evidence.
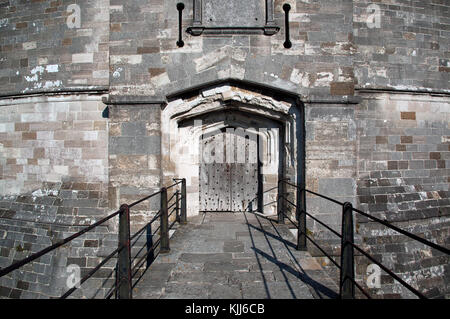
[161,79,304,218]
[199,128,261,212]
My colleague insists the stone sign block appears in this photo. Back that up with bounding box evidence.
[203,0,264,27]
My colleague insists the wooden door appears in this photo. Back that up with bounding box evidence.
[199,131,231,211]
[230,131,259,211]
[199,129,259,212]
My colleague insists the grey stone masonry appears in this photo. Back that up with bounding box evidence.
[0,0,109,96]
[0,180,116,299]
[0,0,448,96]
[354,92,450,298]
[0,0,449,300]
[353,0,450,93]
[107,103,162,229]
[109,0,356,98]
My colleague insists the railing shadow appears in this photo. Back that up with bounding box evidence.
[242,211,339,299]
[130,223,160,290]
[251,247,338,299]
[245,223,297,250]
[265,217,339,299]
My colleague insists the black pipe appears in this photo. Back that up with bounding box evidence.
[177,3,185,47]
[283,4,292,49]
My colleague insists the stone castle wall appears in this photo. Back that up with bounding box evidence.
[310,91,450,298]
[0,0,448,298]
[353,0,450,92]
[0,0,109,95]
[354,92,449,298]
[0,94,108,195]
[0,181,115,299]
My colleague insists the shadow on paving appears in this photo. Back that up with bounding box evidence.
[132,212,339,299]
[242,213,338,299]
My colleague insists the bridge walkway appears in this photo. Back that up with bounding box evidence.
[133,212,339,299]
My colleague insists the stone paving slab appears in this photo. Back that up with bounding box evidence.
[133,212,339,299]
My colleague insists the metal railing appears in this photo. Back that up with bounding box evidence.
[276,179,450,299]
[0,178,187,299]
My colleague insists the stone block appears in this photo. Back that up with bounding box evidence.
[109,136,161,155]
[330,82,355,96]
[318,178,355,197]
[72,53,94,64]
[121,122,147,137]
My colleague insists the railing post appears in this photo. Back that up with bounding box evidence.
[175,190,180,223]
[277,180,285,224]
[146,223,155,268]
[118,204,132,299]
[340,202,355,299]
[180,178,187,224]
[160,187,170,253]
[297,188,307,251]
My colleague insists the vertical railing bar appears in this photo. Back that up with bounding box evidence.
[160,188,170,253]
[117,204,132,299]
[340,202,355,299]
[277,179,285,224]
[180,178,187,224]
[175,190,180,223]
[297,188,307,251]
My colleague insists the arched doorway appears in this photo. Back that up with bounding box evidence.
[195,109,282,213]
[198,126,260,212]
[161,79,304,218]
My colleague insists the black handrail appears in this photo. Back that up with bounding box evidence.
[285,181,450,255]
[281,195,342,238]
[0,209,122,278]
[0,178,188,299]
[304,232,341,270]
[132,238,161,277]
[130,211,161,247]
[349,241,425,298]
[60,242,126,299]
[278,179,450,299]
[351,206,449,255]
[128,189,162,209]
[167,180,183,190]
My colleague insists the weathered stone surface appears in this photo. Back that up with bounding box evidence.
[133,212,339,299]
[0,0,109,95]
[0,95,108,196]
[0,183,114,299]
[0,0,449,300]
[0,0,447,97]
[353,0,450,93]
[353,92,450,298]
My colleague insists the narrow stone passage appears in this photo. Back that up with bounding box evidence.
[133,212,339,299]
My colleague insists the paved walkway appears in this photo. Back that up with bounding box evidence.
[133,212,339,299]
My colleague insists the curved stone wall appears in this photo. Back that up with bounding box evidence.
[0,0,449,299]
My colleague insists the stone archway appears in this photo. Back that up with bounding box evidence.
[161,79,304,218]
